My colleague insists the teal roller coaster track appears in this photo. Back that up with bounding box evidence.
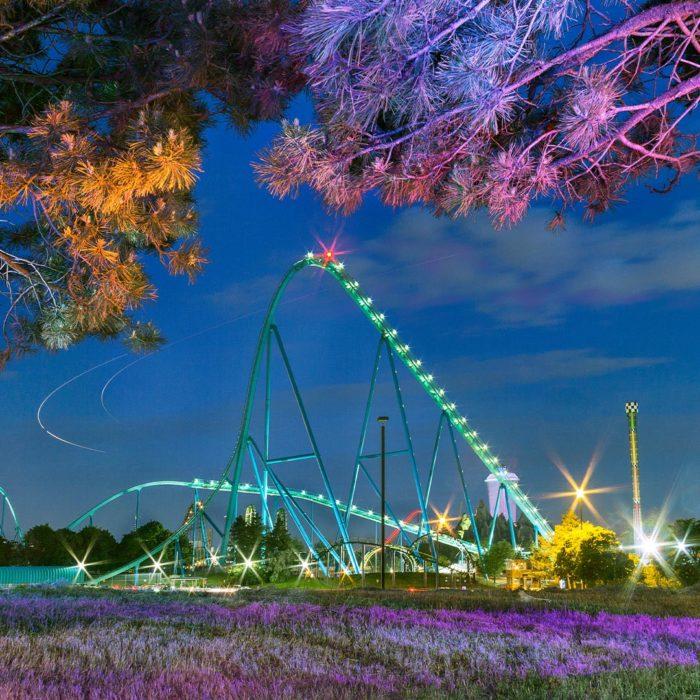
[28,252,554,584]
[0,486,23,543]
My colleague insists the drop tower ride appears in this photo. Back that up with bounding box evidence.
[625,401,643,546]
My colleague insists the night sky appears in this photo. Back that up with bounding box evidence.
[2,101,699,542]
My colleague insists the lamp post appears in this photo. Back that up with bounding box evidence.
[435,513,447,590]
[378,416,388,590]
[435,526,440,590]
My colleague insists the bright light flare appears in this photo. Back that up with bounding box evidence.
[63,536,107,582]
[313,235,350,266]
[541,451,619,525]
[674,538,689,557]
[429,505,458,534]
[236,544,263,584]
[639,535,660,560]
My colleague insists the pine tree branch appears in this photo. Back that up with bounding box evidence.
[345,2,700,160]
[405,0,493,61]
[0,2,71,44]
[0,250,31,278]
[556,73,700,168]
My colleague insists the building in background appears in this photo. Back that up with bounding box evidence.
[485,469,519,520]
[244,504,257,526]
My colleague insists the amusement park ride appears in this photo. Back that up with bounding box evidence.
[4,249,556,583]
[0,486,23,544]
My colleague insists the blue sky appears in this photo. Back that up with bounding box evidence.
[1,112,699,542]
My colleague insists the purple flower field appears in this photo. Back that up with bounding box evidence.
[0,591,697,698]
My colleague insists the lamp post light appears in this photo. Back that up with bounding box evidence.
[378,416,389,590]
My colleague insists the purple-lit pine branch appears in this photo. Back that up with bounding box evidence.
[257,0,700,226]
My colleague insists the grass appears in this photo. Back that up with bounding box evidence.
[238,581,700,618]
[0,585,696,698]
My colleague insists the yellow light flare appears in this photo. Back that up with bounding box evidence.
[540,451,621,526]
[428,504,461,534]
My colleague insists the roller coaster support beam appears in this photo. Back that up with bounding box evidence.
[270,324,359,572]
[221,260,308,562]
[503,487,517,550]
[385,340,438,571]
[345,336,383,529]
[262,330,272,529]
[248,437,344,575]
[487,486,503,549]
[424,413,446,506]
[446,419,484,560]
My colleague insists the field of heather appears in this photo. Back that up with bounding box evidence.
[0,587,698,699]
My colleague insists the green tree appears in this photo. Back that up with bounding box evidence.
[474,500,491,544]
[478,540,514,580]
[117,520,173,569]
[668,518,699,587]
[531,513,633,587]
[23,524,71,565]
[0,536,25,565]
[575,531,633,586]
[456,513,472,540]
[492,514,511,546]
[516,512,535,550]
[264,508,292,558]
[70,526,119,573]
[228,510,263,563]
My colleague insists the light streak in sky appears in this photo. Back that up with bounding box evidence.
[36,354,126,452]
[38,248,460,448]
[99,293,313,421]
[37,291,315,452]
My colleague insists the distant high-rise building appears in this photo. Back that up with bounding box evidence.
[625,401,644,546]
[244,504,257,526]
[485,469,519,520]
[275,508,287,529]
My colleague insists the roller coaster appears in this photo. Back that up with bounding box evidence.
[5,253,552,584]
[10,250,554,583]
[0,486,23,543]
[67,478,480,572]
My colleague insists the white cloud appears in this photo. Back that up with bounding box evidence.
[343,199,700,325]
[440,349,667,391]
[302,348,666,402]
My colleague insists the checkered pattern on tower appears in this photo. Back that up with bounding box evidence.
[625,402,638,414]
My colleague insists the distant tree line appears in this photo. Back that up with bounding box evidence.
[0,504,305,582]
[3,507,696,588]
[0,520,189,574]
